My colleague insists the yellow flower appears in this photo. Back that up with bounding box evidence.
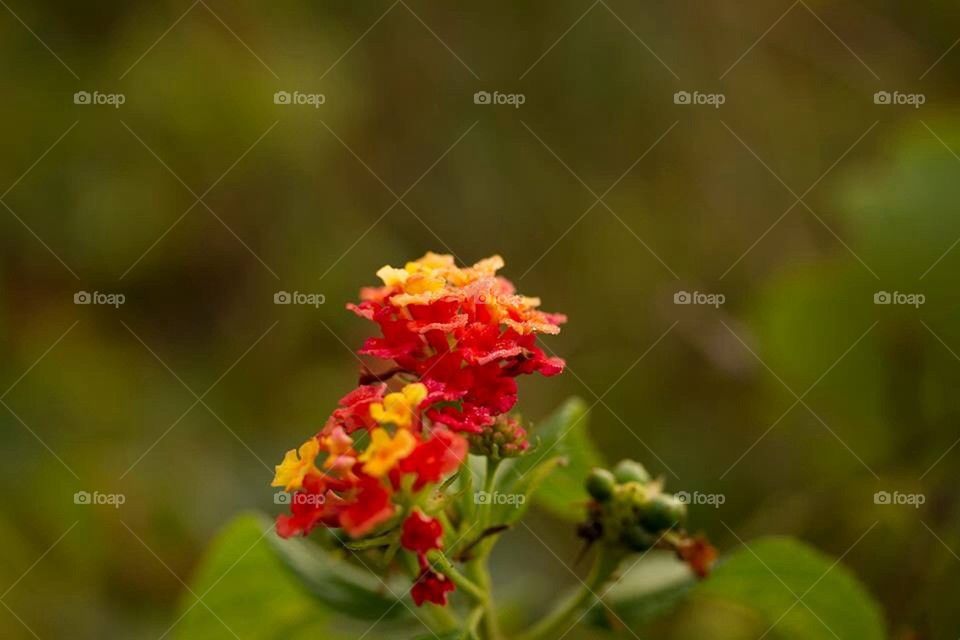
[370,382,428,429]
[376,265,409,287]
[272,437,320,491]
[376,253,456,306]
[403,272,445,296]
[406,251,455,273]
[358,427,416,477]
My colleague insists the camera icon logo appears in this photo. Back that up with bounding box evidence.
[474,91,491,105]
[474,491,491,504]
[873,91,891,105]
[673,91,691,105]
[74,91,91,105]
[674,291,691,304]
[74,490,91,505]
[273,491,291,505]
[274,91,291,105]
[675,491,691,504]
[274,291,292,304]
[873,490,891,505]
[74,291,92,304]
[873,291,891,304]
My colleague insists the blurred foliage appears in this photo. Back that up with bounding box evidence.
[2,0,960,638]
[182,514,884,640]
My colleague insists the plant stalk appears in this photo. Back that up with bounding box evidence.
[464,456,504,639]
[466,553,500,640]
[515,547,622,640]
[427,551,487,604]
[462,606,485,639]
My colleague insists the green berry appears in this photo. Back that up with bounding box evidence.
[585,468,616,501]
[639,494,687,531]
[612,459,651,485]
[622,525,658,552]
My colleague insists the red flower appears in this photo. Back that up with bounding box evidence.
[325,384,386,434]
[407,298,468,337]
[401,510,444,553]
[275,254,566,550]
[349,254,565,436]
[676,535,718,579]
[397,429,468,490]
[276,474,346,538]
[338,475,396,537]
[428,403,495,434]
[276,470,398,539]
[410,569,455,606]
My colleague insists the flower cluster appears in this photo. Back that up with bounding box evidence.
[272,381,466,539]
[348,252,566,434]
[272,253,565,606]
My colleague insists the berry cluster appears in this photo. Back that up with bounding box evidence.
[580,460,717,577]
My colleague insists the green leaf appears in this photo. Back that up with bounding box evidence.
[498,397,602,521]
[264,517,409,621]
[495,456,565,525]
[176,512,330,640]
[588,537,884,640]
[588,552,696,630]
[690,536,885,640]
[175,512,411,640]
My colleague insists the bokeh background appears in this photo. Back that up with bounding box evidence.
[2,1,959,638]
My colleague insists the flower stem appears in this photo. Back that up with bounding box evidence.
[515,547,622,640]
[462,606,484,639]
[466,555,500,640]
[483,457,500,497]
[480,457,501,530]
[472,456,504,638]
[401,550,460,632]
[343,533,394,550]
[427,551,487,603]
[423,602,460,632]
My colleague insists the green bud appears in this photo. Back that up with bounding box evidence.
[639,493,687,531]
[622,525,658,552]
[585,468,616,501]
[468,415,530,459]
[612,459,651,485]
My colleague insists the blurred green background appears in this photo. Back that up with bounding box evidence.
[1,1,959,638]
